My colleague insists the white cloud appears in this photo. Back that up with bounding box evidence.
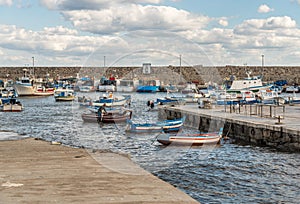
[40,0,163,10]
[0,0,12,6]
[235,16,296,35]
[0,1,299,66]
[257,4,274,13]
[62,4,211,34]
[218,18,228,27]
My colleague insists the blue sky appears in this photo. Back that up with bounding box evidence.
[1,0,300,67]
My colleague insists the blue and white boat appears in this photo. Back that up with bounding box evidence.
[91,92,131,107]
[54,88,75,102]
[126,117,185,133]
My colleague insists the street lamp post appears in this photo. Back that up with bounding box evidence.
[261,54,264,77]
[104,56,106,68]
[32,56,35,76]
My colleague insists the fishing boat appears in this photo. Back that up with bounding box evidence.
[92,92,131,107]
[116,79,139,92]
[285,93,300,104]
[97,76,116,92]
[13,69,35,96]
[227,72,271,93]
[259,89,285,105]
[0,98,23,112]
[81,109,132,123]
[285,85,299,93]
[126,117,185,133]
[33,86,55,96]
[157,128,223,145]
[181,82,198,94]
[76,77,95,92]
[54,88,75,102]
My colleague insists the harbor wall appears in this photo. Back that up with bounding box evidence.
[0,65,300,85]
[158,107,300,152]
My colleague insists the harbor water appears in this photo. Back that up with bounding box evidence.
[0,92,299,203]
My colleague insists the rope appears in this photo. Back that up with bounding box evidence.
[224,123,232,140]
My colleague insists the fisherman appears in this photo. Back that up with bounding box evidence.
[97,103,107,123]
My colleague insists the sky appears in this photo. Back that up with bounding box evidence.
[1,0,300,67]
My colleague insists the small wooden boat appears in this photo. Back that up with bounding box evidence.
[157,128,223,145]
[82,110,132,123]
[126,117,185,133]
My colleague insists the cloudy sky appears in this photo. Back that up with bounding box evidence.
[1,0,300,67]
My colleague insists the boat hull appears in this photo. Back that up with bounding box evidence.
[13,84,34,96]
[126,118,184,133]
[136,86,158,93]
[55,96,75,102]
[82,111,132,123]
[157,128,223,145]
[92,95,131,107]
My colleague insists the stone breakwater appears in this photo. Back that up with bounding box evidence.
[0,65,300,84]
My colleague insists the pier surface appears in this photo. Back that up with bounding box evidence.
[159,103,300,151]
[0,138,199,204]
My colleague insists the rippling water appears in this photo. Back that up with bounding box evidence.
[1,92,299,203]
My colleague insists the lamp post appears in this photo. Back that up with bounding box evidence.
[32,56,35,76]
[104,56,106,68]
[179,54,182,83]
[261,54,264,77]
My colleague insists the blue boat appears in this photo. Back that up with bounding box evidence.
[126,117,185,133]
[136,80,160,93]
[136,85,158,93]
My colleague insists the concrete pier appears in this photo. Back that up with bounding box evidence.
[0,138,199,204]
[158,103,300,152]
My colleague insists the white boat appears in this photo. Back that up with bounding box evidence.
[76,77,95,92]
[0,98,23,112]
[33,85,55,96]
[97,84,115,92]
[181,83,198,94]
[116,79,139,92]
[284,92,300,104]
[32,79,55,96]
[240,90,257,104]
[97,76,116,92]
[259,90,285,105]
[54,88,75,101]
[157,128,223,145]
[91,92,131,107]
[216,91,240,105]
[227,72,271,93]
[13,69,35,96]
[285,86,299,93]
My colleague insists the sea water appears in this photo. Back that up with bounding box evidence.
[0,92,299,203]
